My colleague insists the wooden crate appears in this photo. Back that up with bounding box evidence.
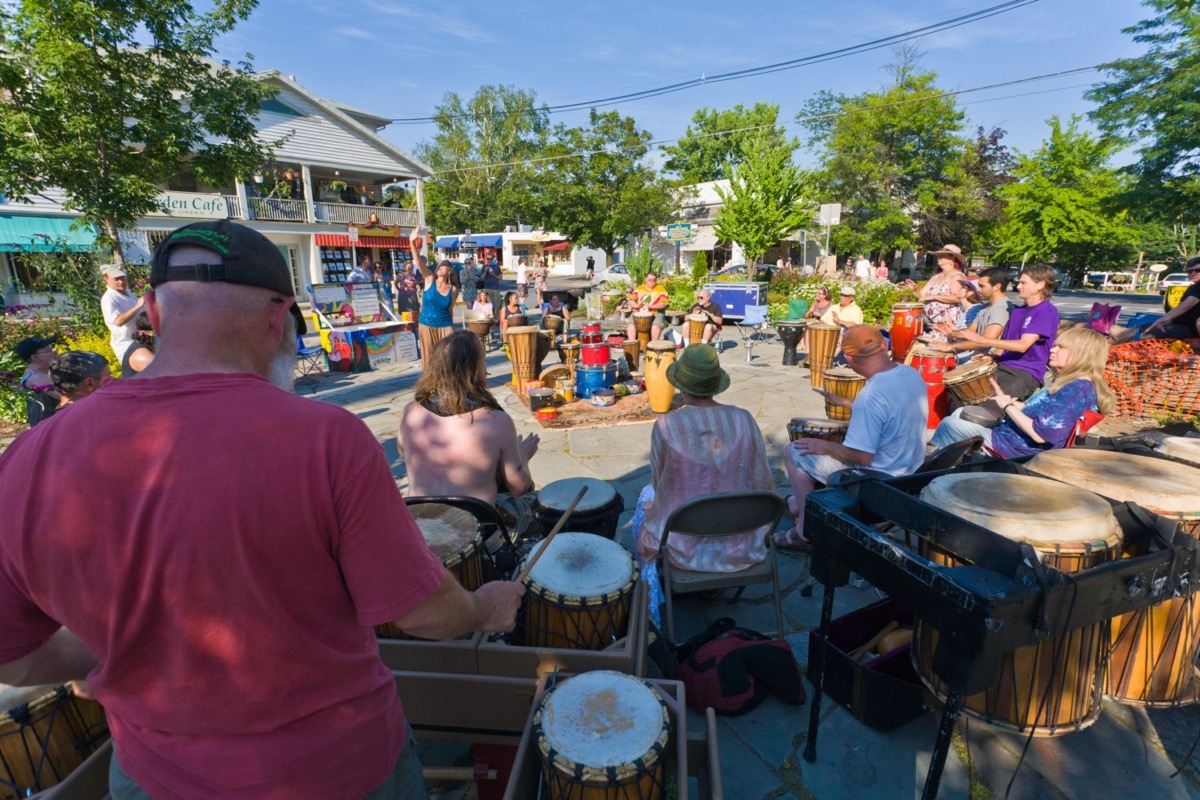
[393,670,540,746]
[377,631,482,674]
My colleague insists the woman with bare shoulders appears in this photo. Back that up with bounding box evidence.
[410,237,459,361]
[398,331,539,506]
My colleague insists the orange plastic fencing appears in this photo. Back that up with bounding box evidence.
[1104,339,1200,417]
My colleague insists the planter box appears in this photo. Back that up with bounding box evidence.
[502,675,690,800]
[476,580,649,679]
[377,631,482,674]
[807,598,930,732]
[393,670,540,746]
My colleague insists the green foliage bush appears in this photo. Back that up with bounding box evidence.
[690,252,708,281]
[64,331,121,378]
[626,234,664,287]
[663,278,695,311]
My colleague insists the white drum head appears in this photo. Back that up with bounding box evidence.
[537,478,616,513]
[0,683,57,716]
[1027,449,1200,514]
[540,671,665,768]
[523,532,633,596]
[920,473,1119,550]
[1159,437,1200,468]
[410,505,478,559]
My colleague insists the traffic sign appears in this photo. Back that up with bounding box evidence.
[347,225,359,244]
[818,204,842,226]
[666,223,693,242]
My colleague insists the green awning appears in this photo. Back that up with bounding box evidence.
[0,213,96,252]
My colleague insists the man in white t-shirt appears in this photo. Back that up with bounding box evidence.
[780,325,928,548]
[100,264,154,374]
[853,254,872,282]
[515,256,528,300]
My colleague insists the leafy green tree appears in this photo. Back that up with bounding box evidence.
[0,0,278,266]
[544,110,676,261]
[414,85,550,235]
[1086,0,1200,220]
[625,234,664,287]
[661,103,796,183]
[713,132,816,267]
[994,116,1138,280]
[799,58,980,257]
[691,251,708,281]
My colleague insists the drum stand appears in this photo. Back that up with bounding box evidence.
[800,462,1196,800]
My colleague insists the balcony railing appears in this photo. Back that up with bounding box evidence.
[246,197,309,223]
[314,202,418,228]
[222,195,242,219]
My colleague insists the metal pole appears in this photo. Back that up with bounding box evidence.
[803,580,837,764]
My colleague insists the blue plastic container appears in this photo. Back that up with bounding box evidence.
[576,361,619,399]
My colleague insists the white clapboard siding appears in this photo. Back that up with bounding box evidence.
[257,87,417,175]
[2,187,74,213]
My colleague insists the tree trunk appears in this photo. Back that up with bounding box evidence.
[101,216,126,268]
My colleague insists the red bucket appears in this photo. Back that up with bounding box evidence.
[581,343,611,366]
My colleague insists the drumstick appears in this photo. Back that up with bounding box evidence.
[515,485,589,583]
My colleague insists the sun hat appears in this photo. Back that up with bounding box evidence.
[839,286,856,297]
[957,279,982,303]
[665,343,730,397]
[930,244,968,268]
[841,325,887,358]
[150,220,306,334]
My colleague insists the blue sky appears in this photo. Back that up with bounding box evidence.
[218,0,1150,167]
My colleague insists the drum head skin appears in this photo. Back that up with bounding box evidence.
[945,361,994,382]
[1159,437,1200,467]
[822,367,862,382]
[537,478,617,513]
[523,532,634,596]
[920,473,1120,550]
[410,505,478,559]
[1028,449,1200,514]
[540,671,665,768]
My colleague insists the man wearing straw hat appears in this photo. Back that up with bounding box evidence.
[781,325,927,548]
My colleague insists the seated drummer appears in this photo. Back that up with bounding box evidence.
[541,293,571,330]
[685,289,723,345]
[498,291,525,335]
[1146,256,1200,340]
[398,331,539,507]
[928,267,1011,362]
[930,326,1114,457]
[624,271,670,342]
[782,326,927,549]
[634,344,775,571]
[933,264,1059,416]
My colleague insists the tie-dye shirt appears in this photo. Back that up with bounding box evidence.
[990,379,1097,458]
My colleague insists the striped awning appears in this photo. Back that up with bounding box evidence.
[315,233,409,248]
[679,226,718,252]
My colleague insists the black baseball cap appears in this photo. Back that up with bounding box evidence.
[14,336,57,362]
[151,220,306,334]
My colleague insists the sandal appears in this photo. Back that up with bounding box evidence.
[774,528,812,553]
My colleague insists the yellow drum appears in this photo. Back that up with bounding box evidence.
[821,367,864,422]
[807,323,841,390]
[507,325,539,391]
[687,313,708,345]
[913,473,1122,735]
[633,311,654,350]
[644,341,676,414]
[1027,449,1200,705]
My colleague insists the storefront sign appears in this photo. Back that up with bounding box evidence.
[349,221,402,238]
[152,192,229,219]
[666,223,692,242]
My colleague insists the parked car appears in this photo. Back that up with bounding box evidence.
[592,262,628,287]
[1160,273,1191,293]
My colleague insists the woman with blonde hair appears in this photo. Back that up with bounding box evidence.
[930,326,1114,458]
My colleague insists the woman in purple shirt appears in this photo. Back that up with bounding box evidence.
[930,326,1115,458]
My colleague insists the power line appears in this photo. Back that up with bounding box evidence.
[426,64,1100,178]
[388,0,1039,125]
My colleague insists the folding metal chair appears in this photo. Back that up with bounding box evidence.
[736,305,772,362]
[296,335,324,378]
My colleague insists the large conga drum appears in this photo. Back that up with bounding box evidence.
[633,311,654,350]
[913,473,1122,735]
[821,367,864,421]
[376,505,485,639]
[532,477,625,541]
[787,418,848,443]
[644,341,676,414]
[807,323,840,390]
[944,360,997,406]
[507,326,540,390]
[890,303,924,361]
[621,339,641,373]
[516,532,637,650]
[532,671,669,800]
[1027,449,1200,706]
[687,313,708,346]
[0,683,109,796]
[775,320,807,366]
[1160,437,1200,466]
[910,346,957,429]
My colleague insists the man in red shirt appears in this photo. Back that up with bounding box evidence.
[0,220,523,799]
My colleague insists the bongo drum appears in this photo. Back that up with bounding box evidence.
[1027,449,1200,705]
[543,314,565,340]
[376,505,485,639]
[516,532,637,650]
[821,367,864,422]
[1159,436,1200,467]
[534,331,554,375]
[0,683,109,796]
[687,313,708,346]
[507,326,539,389]
[533,671,670,800]
[787,418,848,443]
[774,320,807,366]
[644,341,676,414]
[621,339,641,373]
[532,477,625,541]
[807,323,840,390]
[913,473,1122,735]
[466,317,494,350]
[910,346,957,428]
[944,360,997,406]
[890,303,924,361]
[633,311,654,349]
